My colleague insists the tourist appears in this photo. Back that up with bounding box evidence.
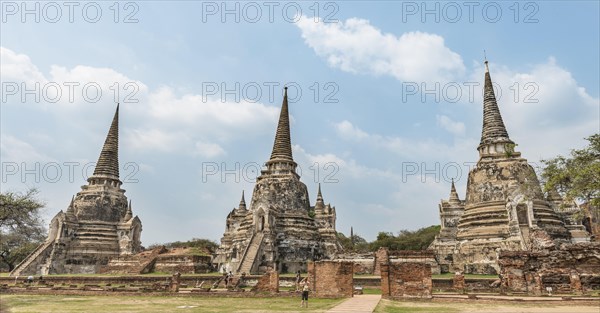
[300,279,310,308]
[26,276,34,284]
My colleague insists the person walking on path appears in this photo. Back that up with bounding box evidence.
[300,278,310,308]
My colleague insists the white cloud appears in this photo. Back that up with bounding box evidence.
[0,47,46,85]
[332,120,476,160]
[194,141,226,158]
[0,134,54,162]
[296,16,465,82]
[436,115,466,136]
[1,47,280,158]
[334,120,369,140]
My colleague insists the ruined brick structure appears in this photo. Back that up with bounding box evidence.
[380,262,432,299]
[10,106,142,276]
[214,88,341,274]
[498,242,600,294]
[251,270,279,293]
[374,248,440,275]
[307,261,354,298]
[429,61,587,274]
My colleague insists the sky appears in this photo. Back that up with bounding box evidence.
[1,1,599,246]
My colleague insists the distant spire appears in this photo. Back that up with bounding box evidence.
[239,190,247,210]
[315,183,325,209]
[124,199,133,221]
[66,195,76,218]
[317,183,323,201]
[350,227,354,248]
[93,104,120,180]
[269,87,293,162]
[479,59,515,155]
[449,179,460,203]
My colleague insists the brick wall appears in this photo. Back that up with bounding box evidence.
[251,270,279,293]
[498,242,600,294]
[307,261,353,298]
[380,262,432,299]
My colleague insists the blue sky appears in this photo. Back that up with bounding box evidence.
[1,1,599,245]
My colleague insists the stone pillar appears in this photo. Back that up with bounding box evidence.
[525,273,542,296]
[453,271,465,293]
[169,272,181,292]
[380,262,390,297]
[373,247,389,276]
[570,270,583,294]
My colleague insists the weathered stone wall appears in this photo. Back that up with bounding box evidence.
[334,253,375,274]
[499,242,600,294]
[153,255,212,274]
[307,261,353,298]
[372,248,440,275]
[251,270,279,293]
[381,262,432,299]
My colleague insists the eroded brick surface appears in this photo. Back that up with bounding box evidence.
[381,262,432,299]
[307,261,353,298]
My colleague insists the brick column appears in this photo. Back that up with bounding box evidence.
[570,270,583,294]
[380,262,390,298]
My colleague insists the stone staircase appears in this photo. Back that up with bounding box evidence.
[10,240,54,277]
[237,232,264,274]
[71,221,119,251]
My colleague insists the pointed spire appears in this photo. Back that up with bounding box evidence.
[124,199,133,221]
[315,184,325,209]
[350,227,354,248]
[478,59,518,159]
[269,87,293,162]
[238,190,247,210]
[449,179,460,204]
[480,60,513,147]
[317,183,323,201]
[66,195,76,218]
[93,104,120,180]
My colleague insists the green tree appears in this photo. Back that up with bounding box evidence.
[147,238,219,256]
[336,232,369,253]
[542,134,600,207]
[0,188,46,271]
[542,134,600,235]
[370,225,441,251]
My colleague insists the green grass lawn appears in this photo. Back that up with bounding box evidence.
[1,295,345,313]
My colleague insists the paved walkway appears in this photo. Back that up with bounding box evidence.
[326,294,381,313]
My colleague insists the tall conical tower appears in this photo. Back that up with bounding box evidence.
[215,87,340,274]
[477,61,520,160]
[449,60,570,274]
[92,104,120,182]
[11,105,143,276]
[262,87,299,178]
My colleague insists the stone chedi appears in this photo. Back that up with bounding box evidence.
[430,61,578,274]
[214,88,340,274]
[10,105,142,276]
[428,179,466,273]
